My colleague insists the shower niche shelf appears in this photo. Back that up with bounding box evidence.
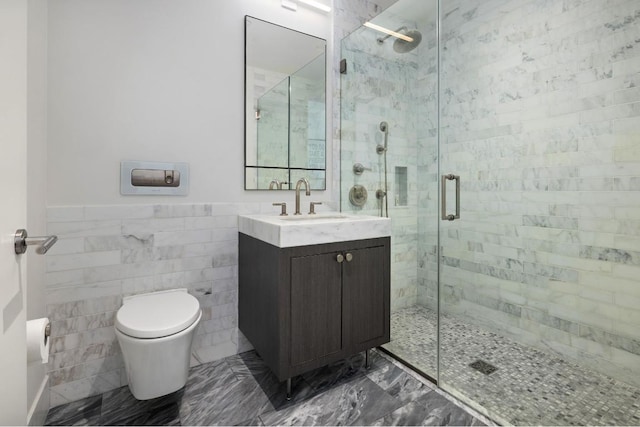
[395,166,408,206]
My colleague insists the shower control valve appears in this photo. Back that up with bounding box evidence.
[353,163,372,175]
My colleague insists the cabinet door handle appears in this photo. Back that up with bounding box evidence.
[345,253,353,262]
[336,254,344,263]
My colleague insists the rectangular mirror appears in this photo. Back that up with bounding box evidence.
[244,16,326,190]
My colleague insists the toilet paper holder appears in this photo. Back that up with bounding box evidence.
[27,318,51,364]
[14,229,58,255]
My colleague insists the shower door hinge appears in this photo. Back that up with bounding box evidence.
[340,59,347,74]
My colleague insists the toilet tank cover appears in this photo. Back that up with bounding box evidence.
[116,289,201,339]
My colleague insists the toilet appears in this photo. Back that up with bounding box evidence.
[115,288,202,400]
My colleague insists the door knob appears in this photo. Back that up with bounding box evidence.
[336,254,344,263]
[345,253,353,262]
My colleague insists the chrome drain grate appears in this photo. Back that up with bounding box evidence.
[469,359,498,375]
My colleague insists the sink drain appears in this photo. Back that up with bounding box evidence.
[469,359,498,375]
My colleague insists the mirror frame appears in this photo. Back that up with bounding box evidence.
[244,15,327,191]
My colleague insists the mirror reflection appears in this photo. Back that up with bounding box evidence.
[245,16,326,190]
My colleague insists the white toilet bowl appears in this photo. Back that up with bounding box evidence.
[115,288,201,400]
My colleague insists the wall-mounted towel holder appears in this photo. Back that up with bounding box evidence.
[14,229,58,255]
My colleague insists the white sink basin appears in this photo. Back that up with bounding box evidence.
[238,212,391,248]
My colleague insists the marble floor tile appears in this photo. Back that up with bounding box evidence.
[365,360,434,405]
[45,395,102,426]
[226,350,317,408]
[47,414,102,427]
[234,416,265,426]
[226,350,273,380]
[100,406,181,426]
[180,358,238,400]
[301,350,385,393]
[99,387,183,426]
[44,348,483,426]
[179,375,273,426]
[371,391,486,426]
[259,375,403,426]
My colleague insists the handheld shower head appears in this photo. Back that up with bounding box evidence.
[376,121,389,154]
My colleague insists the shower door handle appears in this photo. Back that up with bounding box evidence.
[441,174,460,221]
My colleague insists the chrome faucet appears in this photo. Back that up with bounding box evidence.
[269,179,280,190]
[294,178,311,215]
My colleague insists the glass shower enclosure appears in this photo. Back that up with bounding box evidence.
[340,0,640,424]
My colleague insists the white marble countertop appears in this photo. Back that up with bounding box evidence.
[238,212,391,248]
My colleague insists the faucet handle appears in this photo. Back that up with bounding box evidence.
[309,202,322,214]
[273,202,288,216]
[353,163,372,175]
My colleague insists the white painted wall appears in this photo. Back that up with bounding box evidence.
[47,0,332,206]
[0,0,29,423]
[26,0,50,423]
[26,0,47,326]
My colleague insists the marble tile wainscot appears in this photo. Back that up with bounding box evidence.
[44,203,277,407]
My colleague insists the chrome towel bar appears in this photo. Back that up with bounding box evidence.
[14,229,58,255]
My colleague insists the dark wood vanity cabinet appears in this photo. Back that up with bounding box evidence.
[239,234,390,381]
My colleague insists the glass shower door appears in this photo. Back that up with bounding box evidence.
[339,0,640,424]
[437,0,640,424]
[340,0,440,381]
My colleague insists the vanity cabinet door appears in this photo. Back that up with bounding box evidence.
[343,245,390,351]
[239,233,390,381]
[290,252,343,367]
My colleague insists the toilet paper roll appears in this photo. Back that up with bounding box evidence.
[26,318,50,364]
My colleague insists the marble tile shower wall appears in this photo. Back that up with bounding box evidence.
[340,31,421,311]
[44,203,266,407]
[438,0,640,386]
[332,0,398,200]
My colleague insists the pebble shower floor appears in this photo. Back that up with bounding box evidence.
[384,305,640,426]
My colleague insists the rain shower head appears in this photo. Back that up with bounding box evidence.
[376,27,422,53]
[376,121,389,154]
[376,26,422,53]
[393,29,422,53]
